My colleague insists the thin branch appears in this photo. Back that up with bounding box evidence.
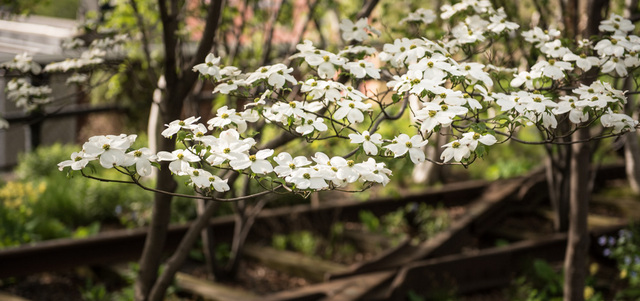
[355,0,379,19]
[494,129,632,145]
[129,0,158,85]
[80,169,282,202]
[260,0,286,66]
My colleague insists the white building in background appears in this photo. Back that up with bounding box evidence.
[0,15,80,169]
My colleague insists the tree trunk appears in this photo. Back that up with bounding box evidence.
[197,198,219,278]
[147,198,221,301]
[546,129,571,232]
[623,0,640,194]
[563,128,591,301]
[624,130,640,193]
[623,76,640,193]
[561,1,606,299]
[135,102,179,301]
[133,0,224,299]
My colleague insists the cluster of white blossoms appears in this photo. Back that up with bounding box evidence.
[338,17,380,42]
[47,35,129,75]
[0,52,42,74]
[1,53,50,111]
[400,8,437,25]
[55,111,391,193]
[441,2,520,50]
[58,2,640,197]
[441,132,497,163]
[162,116,394,189]
[5,78,53,111]
[43,34,122,85]
[58,134,156,177]
[517,13,640,81]
[44,49,106,74]
[0,33,129,119]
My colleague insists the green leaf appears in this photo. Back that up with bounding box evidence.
[177,130,187,142]
[475,145,486,158]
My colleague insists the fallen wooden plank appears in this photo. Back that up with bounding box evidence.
[538,210,625,229]
[0,291,30,301]
[259,271,395,301]
[342,229,393,254]
[591,195,640,220]
[485,226,546,242]
[175,272,258,301]
[242,244,348,283]
[329,175,531,280]
[261,225,628,301]
[382,233,570,301]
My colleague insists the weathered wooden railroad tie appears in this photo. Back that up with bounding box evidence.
[0,164,630,300]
